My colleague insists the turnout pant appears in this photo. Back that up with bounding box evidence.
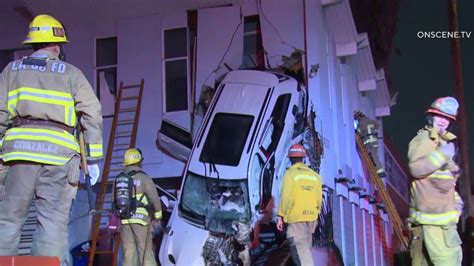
[121,223,156,266]
[409,225,431,266]
[422,224,462,266]
[0,157,80,266]
[286,221,317,266]
[367,144,384,174]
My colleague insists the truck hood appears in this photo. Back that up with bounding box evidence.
[159,209,208,265]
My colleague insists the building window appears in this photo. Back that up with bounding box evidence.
[0,50,14,70]
[241,16,264,70]
[163,27,189,112]
[95,37,117,100]
[0,48,33,70]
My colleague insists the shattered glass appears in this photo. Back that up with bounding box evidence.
[180,171,250,234]
[180,172,208,222]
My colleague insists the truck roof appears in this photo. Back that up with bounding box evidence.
[187,70,297,179]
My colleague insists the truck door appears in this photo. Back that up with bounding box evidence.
[255,94,292,213]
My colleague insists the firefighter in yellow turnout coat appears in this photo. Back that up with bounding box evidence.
[120,148,162,266]
[277,144,322,266]
[408,97,462,265]
[354,111,386,177]
[0,15,103,265]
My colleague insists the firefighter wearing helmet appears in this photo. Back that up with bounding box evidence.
[276,143,322,265]
[354,110,386,177]
[408,96,463,265]
[0,14,103,264]
[118,148,162,266]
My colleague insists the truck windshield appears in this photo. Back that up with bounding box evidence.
[200,113,254,166]
[179,171,251,234]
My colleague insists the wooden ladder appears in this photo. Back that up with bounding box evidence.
[88,79,145,266]
[355,133,409,251]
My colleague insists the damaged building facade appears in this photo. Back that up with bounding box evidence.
[0,0,409,265]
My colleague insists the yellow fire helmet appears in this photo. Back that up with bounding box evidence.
[123,148,143,166]
[23,14,68,44]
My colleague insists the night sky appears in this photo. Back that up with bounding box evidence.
[384,0,474,181]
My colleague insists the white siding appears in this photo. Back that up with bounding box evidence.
[117,14,185,177]
[333,193,345,260]
[330,39,344,175]
[195,5,244,128]
[259,0,304,68]
[344,199,355,265]
[355,205,366,265]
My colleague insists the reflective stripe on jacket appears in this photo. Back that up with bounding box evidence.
[408,126,459,226]
[8,87,76,126]
[0,49,103,164]
[121,166,162,226]
[277,162,322,223]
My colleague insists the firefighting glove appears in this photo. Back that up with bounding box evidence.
[438,142,456,159]
[448,161,460,177]
[87,164,100,185]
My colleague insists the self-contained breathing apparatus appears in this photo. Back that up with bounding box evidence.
[113,170,146,219]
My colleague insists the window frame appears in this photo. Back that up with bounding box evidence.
[0,47,35,70]
[162,27,190,114]
[94,36,118,104]
[242,15,265,70]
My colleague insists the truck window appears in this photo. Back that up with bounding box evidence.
[262,94,291,155]
[200,113,254,166]
[259,154,275,212]
[257,94,291,211]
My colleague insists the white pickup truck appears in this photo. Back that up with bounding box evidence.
[159,70,309,265]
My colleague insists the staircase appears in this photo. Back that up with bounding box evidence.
[355,133,409,251]
[88,79,145,266]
